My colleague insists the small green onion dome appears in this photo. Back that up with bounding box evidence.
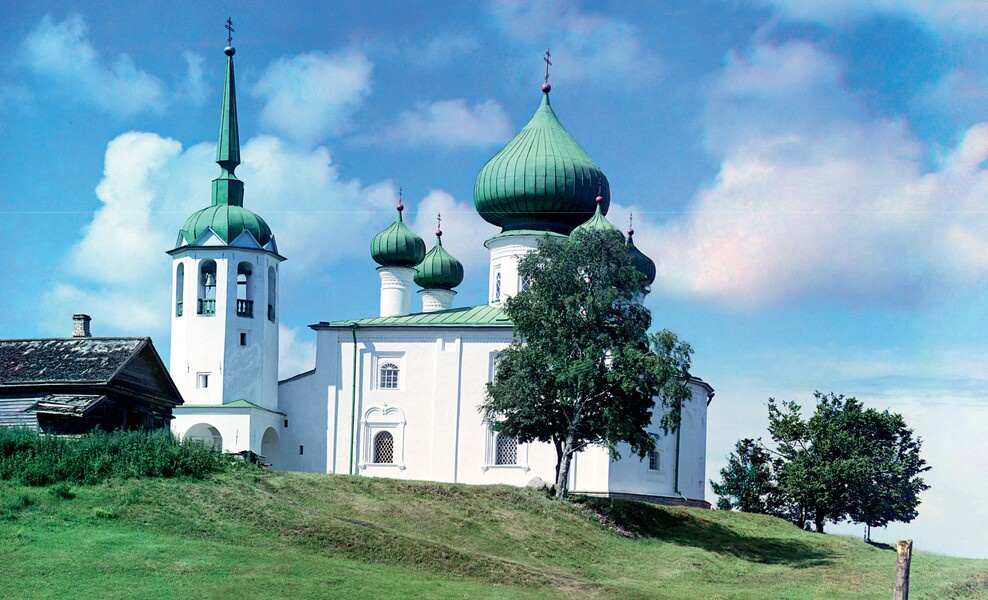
[181,204,274,246]
[474,91,609,235]
[571,194,624,241]
[626,226,656,287]
[371,204,426,267]
[414,229,464,290]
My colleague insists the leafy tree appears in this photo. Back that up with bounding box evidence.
[481,229,693,498]
[768,392,929,534]
[711,438,786,514]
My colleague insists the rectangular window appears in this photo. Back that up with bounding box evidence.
[197,372,210,388]
[494,270,502,302]
[299,445,304,455]
[284,419,289,428]
[240,332,248,346]
[648,450,661,471]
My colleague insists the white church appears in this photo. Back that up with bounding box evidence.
[169,42,714,506]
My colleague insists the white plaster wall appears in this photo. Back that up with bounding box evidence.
[173,407,283,456]
[378,266,416,317]
[484,234,543,306]
[170,247,281,410]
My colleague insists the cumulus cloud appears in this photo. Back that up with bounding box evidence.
[43,130,396,338]
[20,14,166,117]
[628,41,988,309]
[403,33,480,68]
[278,324,316,379]
[407,189,493,279]
[754,0,988,37]
[376,99,512,150]
[253,50,373,144]
[490,0,665,87]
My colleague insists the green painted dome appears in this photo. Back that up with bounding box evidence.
[474,92,609,235]
[371,207,426,267]
[626,229,656,287]
[181,204,273,246]
[415,233,464,290]
[571,197,623,241]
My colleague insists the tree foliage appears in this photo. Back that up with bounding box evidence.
[713,392,930,535]
[481,229,693,498]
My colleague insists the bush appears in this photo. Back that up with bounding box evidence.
[0,428,238,486]
[49,483,75,500]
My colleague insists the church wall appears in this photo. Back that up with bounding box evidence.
[278,369,328,473]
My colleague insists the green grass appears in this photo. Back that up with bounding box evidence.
[0,469,985,599]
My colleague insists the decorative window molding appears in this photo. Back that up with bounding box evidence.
[372,353,404,391]
[359,406,406,469]
[483,429,529,471]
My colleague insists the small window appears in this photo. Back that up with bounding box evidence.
[379,362,399,390]
[240,332,248,346]
[520,276,530,292]
[494,271,501,301]
[299,445,304,455]
[649,450,661,471]
[284,419,289,428]
[373,431,394,464]
[197,373,210,389]
[495,434,518,465]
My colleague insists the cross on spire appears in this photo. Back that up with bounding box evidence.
[225,18,235,46]
[436,212,443,237]
[544,48,552,83]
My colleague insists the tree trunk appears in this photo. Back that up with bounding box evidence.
[553,437,563,488]
[555,430,577,498]
[814,513,825,533]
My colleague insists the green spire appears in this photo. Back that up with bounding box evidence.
[626,221,656,287]
[212,46,244,207]
[572,190,623,241]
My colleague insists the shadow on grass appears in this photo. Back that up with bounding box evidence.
[573,496,835,567]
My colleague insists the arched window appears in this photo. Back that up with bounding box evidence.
[198,260,217,316]
[236,262,253,318]
[494,434,518,465]
[373,431,394,464]
[267,266,276,321]
[175,263,185,317]
[494,271,501,302]
[379,362,399,390]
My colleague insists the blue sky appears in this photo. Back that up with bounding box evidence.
[3,1,988,557]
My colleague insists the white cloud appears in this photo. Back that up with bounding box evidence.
[253,50,373,144]
[43,130,396,338]
[755,0,988,37]
[407,189,494,280]
[278,324,316,379]
[490,0,665,87]
[178,51,208,106]
[404,33,480,68]
[20,14,166,117]
[377,99,512,150]
[626,41,988,308]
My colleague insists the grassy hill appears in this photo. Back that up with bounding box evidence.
[1,467,986,599]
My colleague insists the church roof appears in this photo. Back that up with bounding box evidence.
[313,304,511,329]
[414,232,464,290]
[174,43,276,251]
[473,91,609,235]
[371,205,426,268]
[0,337,147,384]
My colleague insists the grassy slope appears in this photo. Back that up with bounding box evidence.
[0,468,985,599]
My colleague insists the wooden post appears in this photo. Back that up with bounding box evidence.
[895,539,913,600]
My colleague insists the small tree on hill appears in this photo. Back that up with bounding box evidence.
[711,438,784,513]
[481,229,693,498]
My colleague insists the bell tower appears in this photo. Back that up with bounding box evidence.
[168,36,284,412]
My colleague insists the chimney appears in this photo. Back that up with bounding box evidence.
[72,314,92,338]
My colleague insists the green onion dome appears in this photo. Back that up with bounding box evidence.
[571,194,623,241]
[473,91,610,235]
[414,229,464,290]
[626,225,656,287]
[371,204,426,268]
[180,204,273,246]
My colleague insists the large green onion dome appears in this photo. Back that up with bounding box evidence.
[371,203,426,268]
[571,193,623,241]
[473,90,610,235]
[626,223,656,287]
[181,204,273,246]
[414,227,464,290]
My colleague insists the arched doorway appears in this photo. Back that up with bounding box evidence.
[261,427,280,467]
[185,423,223,451]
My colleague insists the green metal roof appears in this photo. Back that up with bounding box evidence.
[474,92,609,235]
[371,207,426,267]
[572,202,623,239]
[314,304,512,329]
[178,399,285,416]
[414,234,464,290]
[174,46,276,250]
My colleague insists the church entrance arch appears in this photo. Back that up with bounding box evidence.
[185,423,223,451]
[260,427,280,467]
